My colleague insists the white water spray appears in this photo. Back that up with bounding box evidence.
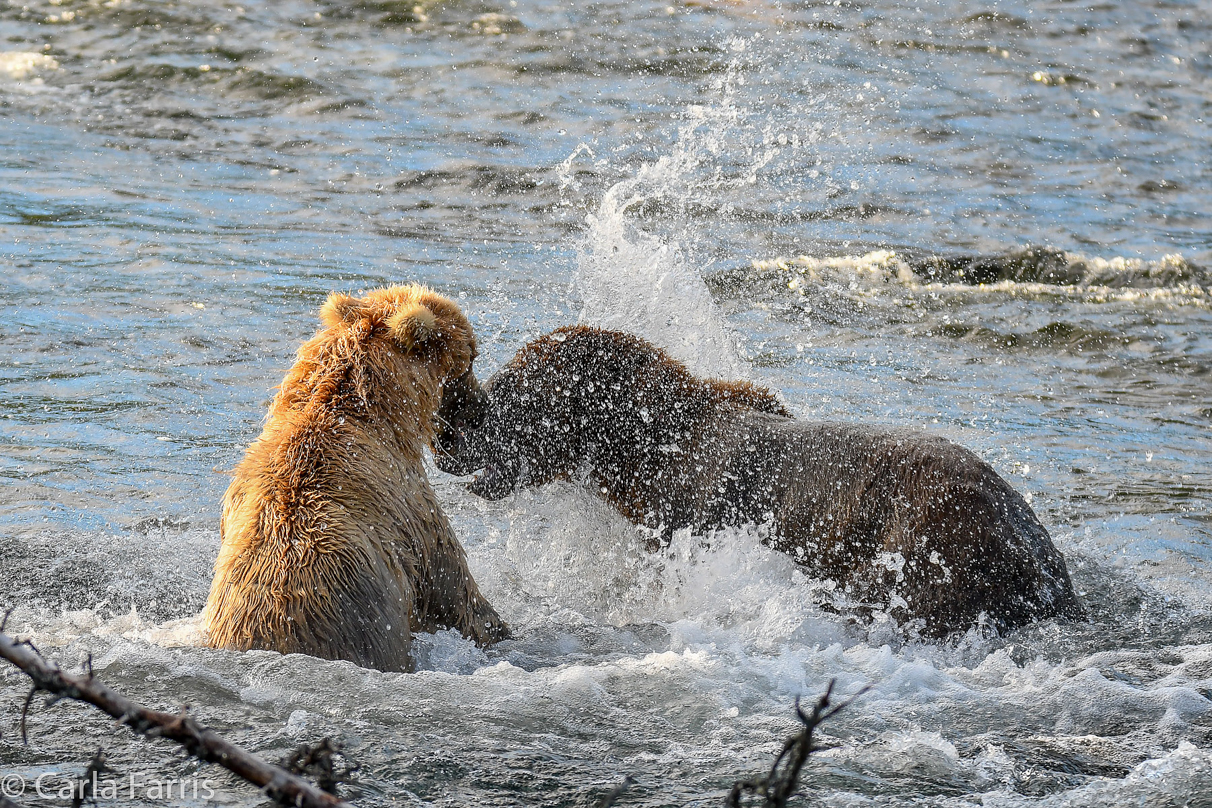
[571,40,781,380]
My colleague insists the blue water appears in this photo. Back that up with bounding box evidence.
[2,0,1211,805]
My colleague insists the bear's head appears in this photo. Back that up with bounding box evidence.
[434,326,792,500]
[435,327,706,499]
[304,284,487,442]
[433,327,594,499]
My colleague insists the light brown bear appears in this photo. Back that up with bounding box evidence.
[434,326,1085,637]
[204,285,509,672]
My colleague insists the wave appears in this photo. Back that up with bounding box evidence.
[736,247,1210,297]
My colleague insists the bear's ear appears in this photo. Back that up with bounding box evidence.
[387,303,439,350]
[320,292,367,329]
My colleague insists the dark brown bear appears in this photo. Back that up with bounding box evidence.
[434,326,1085,636]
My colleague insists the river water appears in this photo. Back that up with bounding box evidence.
[2,0,1211,805]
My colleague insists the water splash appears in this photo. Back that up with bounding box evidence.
[488,483,854,654]
[572,39,783,380]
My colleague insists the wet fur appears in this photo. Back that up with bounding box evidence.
[204,285,509,672]
[435,326,1085,636]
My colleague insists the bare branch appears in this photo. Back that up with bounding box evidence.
[283,738,358,797]
[72,748,113,808]
[0,629,351,808]
[20,686,36,745]
[726,680,870,808]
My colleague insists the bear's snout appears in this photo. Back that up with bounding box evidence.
[433,367,491,474]
[433,429,481,475]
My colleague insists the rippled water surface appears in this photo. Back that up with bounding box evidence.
[2,0,1211,805]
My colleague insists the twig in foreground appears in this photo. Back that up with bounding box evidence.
[72,748,113,808]
[284,738,359,797]
[726,680,870,808]
[0,626,350,808]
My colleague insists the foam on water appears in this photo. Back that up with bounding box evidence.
[6,484,1212,807]
[0,52,58,82]
[748,249,1212,312]
[423,450,1210,802]
[3,607,203,650]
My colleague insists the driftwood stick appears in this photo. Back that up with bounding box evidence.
[0,628,350,808]
[726,680,870,808]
